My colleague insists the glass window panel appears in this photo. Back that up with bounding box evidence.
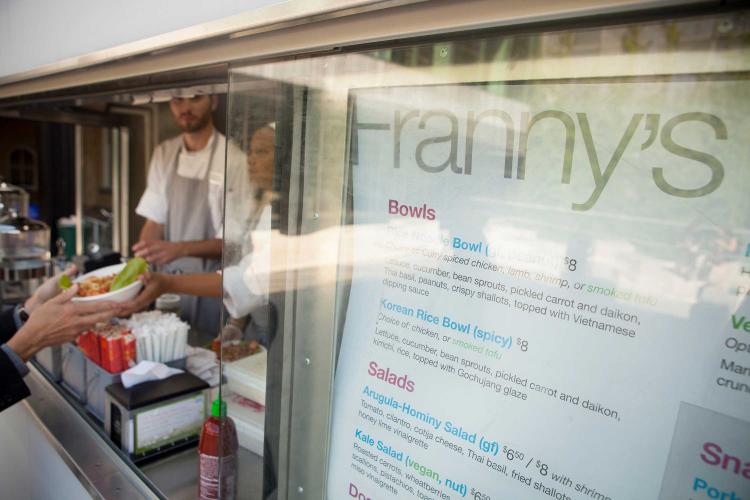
[226,10,750,499]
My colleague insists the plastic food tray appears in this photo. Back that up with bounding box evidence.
[224,349,267,406]
[226,393,265,456]
[61,343,87,402]
[85,359,121,421]
[35,345,62,382]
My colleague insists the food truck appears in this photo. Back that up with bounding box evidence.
[0,0,748,498]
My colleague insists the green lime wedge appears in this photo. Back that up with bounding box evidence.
[59,274,72,289]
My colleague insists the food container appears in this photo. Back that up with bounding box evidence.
[226,392,265,456]
[155,293,181,315]
[0,204,52,302]
[35,345,62,382]
[85,358,121,421]
[0,182,29,218]
[61,343,87,402]
[0,216,50,261]
[224,349,267,406]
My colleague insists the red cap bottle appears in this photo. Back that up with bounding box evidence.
[198,398,238,499]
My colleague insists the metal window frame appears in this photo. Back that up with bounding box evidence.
[0,0,721,105]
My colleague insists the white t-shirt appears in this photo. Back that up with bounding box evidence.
[135,130,246,238]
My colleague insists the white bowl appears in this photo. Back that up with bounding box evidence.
[70,262,143,303]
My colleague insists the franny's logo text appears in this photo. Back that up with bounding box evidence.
[356,109,727,211]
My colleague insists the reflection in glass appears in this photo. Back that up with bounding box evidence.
[225,11,750,499]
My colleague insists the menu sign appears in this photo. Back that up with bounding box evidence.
[327,80,750,500]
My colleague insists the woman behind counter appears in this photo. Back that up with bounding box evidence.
[121,125,276,325]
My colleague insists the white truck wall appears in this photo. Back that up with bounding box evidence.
[0,0,281,79]
[0,403,93,499]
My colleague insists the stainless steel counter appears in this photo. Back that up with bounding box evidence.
[24,364,159,499]
[24,362,264,499]
[141,443,263,499]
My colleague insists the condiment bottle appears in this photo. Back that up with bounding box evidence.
[198,398,238,499]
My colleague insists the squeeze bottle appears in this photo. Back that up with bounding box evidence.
[199,398,238,499]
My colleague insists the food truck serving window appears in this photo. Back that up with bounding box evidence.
[224,9,750,499]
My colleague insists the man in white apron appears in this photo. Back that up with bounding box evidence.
[133,94,243,336]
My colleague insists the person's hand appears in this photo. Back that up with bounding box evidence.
[132,240,185,266]
[7,285,121,361]
[24,265,78,314]
[220,323,243,343]
[119,272,170,317]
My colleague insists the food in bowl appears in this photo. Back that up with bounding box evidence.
[77,274,117,297]
[61,257,148,298]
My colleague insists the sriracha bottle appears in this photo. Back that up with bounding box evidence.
[199,398,238,499]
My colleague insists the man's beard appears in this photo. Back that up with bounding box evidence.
[179,111,212,133]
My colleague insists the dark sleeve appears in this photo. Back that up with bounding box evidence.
[0,308,18,345]
[0,348,31,413]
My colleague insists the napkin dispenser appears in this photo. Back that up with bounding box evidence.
[104,372,209,461]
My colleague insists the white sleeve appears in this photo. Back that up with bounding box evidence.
[213,141,248,238]
[135,145,169,224]
[222,208,272,318]
[223,259,267,319]
[209,174,224,239]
